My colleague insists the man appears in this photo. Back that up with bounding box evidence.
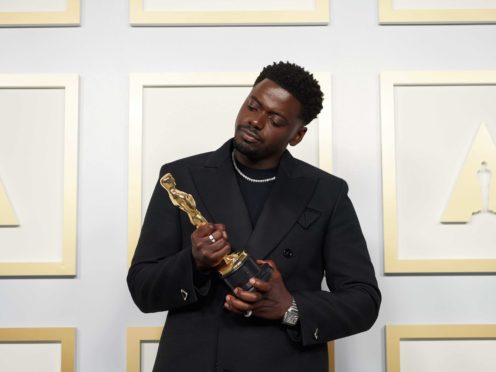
[127,62,381,372]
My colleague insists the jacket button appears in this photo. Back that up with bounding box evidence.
[283,249,293,258]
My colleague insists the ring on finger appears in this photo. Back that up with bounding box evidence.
[243,310,253,318]
[208,234,216,244]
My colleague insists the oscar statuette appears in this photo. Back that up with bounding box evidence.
[160,173,272,291]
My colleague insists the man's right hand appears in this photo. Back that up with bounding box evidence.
[191,223,231,271]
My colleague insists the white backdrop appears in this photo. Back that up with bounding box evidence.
[1,1,496,372]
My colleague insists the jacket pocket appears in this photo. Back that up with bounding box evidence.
[296,208,321,230]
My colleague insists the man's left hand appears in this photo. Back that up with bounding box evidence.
[224,260,293,320]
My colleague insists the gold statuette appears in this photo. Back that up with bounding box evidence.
[160,173,248,277]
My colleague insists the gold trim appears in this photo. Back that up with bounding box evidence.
[327,341,335,372]
[386,324,496,372]
[0,327,76,372]
[127,72,332,266]
[129,0,328,25]
[0,74,79,276]
[0,0,80,26]
[381,71,496,273]
[379,0,496,24]
[127,327,335,372]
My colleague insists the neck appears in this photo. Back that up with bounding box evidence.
[233,150,282,170]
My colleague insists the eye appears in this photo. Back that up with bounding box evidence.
[269,115,286,127]
[246,98,259,112]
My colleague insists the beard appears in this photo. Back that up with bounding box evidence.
[233,135,264,162]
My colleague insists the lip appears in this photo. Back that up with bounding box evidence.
[238,127,261,143]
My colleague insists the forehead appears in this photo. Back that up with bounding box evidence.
[249,79,302,119]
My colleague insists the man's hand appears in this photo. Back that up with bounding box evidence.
[224,260,293,320]
[191,224,231,271]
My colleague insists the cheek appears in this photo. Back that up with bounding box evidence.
[234,111,244,128]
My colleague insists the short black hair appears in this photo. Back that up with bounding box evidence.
[254,61,324,125]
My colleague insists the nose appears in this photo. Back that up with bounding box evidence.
[249,111,265,130]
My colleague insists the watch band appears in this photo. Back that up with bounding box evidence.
[282,297,299,326]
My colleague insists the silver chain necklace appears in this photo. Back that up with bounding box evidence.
[231,151,276,183]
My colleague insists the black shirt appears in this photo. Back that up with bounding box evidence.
[233,159,278,227]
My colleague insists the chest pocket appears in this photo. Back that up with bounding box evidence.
[296,208,321,230]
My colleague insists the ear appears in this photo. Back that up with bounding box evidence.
[289,126,307,146]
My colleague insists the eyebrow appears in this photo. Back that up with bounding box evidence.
[249,95,289,122]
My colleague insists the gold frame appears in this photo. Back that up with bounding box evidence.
[378,0,496,24]
[381,71,496,273]
[0,74,79,276]
[127,327,335,372]
[129,0,329,26]
[128,72,332,265]
[0,327,76,372]
[0,0,79,27]
[386,324,496,372]
[127,327,162,372]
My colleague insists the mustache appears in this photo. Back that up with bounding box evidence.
[237,125,261,140]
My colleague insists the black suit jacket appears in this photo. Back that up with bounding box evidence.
[128,140,381,372]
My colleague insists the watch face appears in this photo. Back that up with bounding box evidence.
[285,314,297,325]
[282,299,299,326]
[283,309,299,326]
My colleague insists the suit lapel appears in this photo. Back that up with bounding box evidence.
[189,141,253,252]
[245,152,318,260]
[190,142,318,259]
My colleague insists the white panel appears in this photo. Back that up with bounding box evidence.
[141,85,320,217]
[0,0,67,12]
[0,88,65,262]
[394,0,496,10]
[400,339,496,372]
[141,85,247,215]
[141,341,159,372]
[395,85,496,259]
[0,343,61,372]
[143,0,314,11]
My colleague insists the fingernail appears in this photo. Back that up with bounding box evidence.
[226,295,230,301]
[249,278,256,284]
[234,288,239,295]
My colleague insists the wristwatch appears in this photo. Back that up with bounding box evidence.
[282,297,299,326]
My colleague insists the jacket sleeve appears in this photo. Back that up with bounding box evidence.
[127,164,212,313]
[290,180,381,346]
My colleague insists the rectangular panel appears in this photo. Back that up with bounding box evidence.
[386,325,496,372]
[128,72,332,264]
[127,327,335,372]
[379,0,496,24]
[0,74,78,276]
[0,343,62,372]
[400,340,496,372]
[0,0,79,26]
[0,328,75,372]
[381,71,496,273]
[130,0,328,25]
[141,341,159,372]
